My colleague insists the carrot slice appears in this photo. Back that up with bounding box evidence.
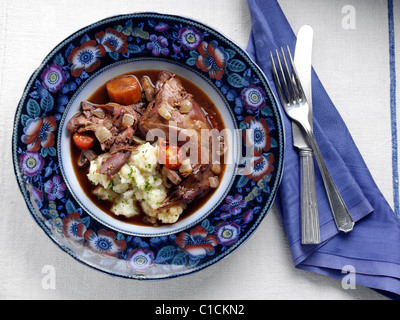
[106,75,142,105]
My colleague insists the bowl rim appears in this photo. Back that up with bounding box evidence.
[57,58,240,237]
[12,11,285,280]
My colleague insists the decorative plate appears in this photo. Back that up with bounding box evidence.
[12,13,284,279]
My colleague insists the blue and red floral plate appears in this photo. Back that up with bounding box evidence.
[12,13,284,279]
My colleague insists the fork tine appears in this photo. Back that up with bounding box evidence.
[280,47,300,102]
[286,45,306,102]
[270,51,287,106]
[275,49,292,103]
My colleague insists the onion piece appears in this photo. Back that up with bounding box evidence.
[132,135,146,145]
[209,176,219,188]
[122,113,135,126]
[91,107,106,119]
[103,118,113,130]
[158,104,172,120]
[211,163,222,175]
[179,99,193,113]
[95,126,112,143]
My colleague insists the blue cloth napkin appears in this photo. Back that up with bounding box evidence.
[247,0,400,299]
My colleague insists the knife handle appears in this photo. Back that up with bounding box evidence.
[300,148,320,244]
[299,119,355,233]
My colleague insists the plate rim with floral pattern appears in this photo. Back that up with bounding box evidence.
[12,12,284,280]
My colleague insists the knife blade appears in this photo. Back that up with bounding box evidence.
[293,25,320,244]
[294,25,313,146]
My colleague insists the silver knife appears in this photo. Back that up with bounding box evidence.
[293,25,320,244]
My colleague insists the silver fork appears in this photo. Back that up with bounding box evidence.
[270,46,354,233]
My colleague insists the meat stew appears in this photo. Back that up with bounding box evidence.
[68,70,227,226]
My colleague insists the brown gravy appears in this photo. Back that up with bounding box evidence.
[71,69,226,227]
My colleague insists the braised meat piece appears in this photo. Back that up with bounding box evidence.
[138,71,217,209]
[159,163,214,209]
[138,72,211,141]
[67,101,144,178]
[98,150,132,178]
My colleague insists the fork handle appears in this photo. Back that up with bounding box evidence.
[299,121,355,233]
[300,148,320,244]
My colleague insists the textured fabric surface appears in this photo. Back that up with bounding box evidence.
[2,0,397,299]
[247,0,400,299]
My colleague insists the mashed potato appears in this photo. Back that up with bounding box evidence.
[88,143,184,224]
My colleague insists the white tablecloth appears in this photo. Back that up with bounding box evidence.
[1,0,397,300]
